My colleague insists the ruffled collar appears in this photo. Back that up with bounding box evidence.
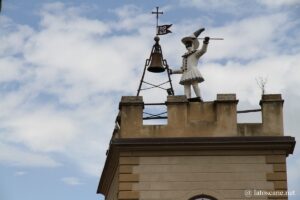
[182,50,197,58]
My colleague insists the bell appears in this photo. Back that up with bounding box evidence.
[147,52,165,73]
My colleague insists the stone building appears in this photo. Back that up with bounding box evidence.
[97,94,295,200]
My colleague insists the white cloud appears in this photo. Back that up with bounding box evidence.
[3,108,79,152]
[201,13,289,61]
[180,0,240,9]
[111,4,154,32]
[19,6,151,106]
[0,57,23,82]
[180,0,300,13]
[179,0,259,15]
[40,2,110,36]
[14,171,27,176]
[260,0,300,7]
[61,177,84,185]
[0,142,61,167]
[112,4,142,18]
[201,54,300,103]
[0,16,34,56]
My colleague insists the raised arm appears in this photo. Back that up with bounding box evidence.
[195,37,210,58]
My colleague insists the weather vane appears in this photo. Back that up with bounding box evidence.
[151,6,172,36]
[152,6,163,28]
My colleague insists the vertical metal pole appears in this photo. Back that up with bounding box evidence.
[137,59,149,96]
[165,63,174,95]
[156,7,159,28]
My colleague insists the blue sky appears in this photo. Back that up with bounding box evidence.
[1,0,300,200]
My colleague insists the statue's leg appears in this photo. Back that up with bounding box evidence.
[184,84,191,98]
[192,82,201,97]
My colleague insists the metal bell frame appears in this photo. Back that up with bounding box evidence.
[137,36,174,96]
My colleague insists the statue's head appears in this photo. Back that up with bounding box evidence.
[184,40,194,51]
[182,37,198,51]
[181,28,205,50]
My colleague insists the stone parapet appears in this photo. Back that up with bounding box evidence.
[118,94,284,138]
[216,93,237,101]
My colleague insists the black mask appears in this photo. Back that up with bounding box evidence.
[185,41,192,48]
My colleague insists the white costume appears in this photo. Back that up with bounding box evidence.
[178,44,207,85]
[171,28,209,99]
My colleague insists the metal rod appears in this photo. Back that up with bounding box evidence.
[143,111,167,119]
[140,80,170,91]
[143,116,168,120]
[137,59,150,96]
[143,81,167,91]
[144,103,166,105]
[143,111,167,116]
[164,61,175,95]
[140,86,157,91]
[237,109,261,114]
[198,38,224,40]
[156,80,170,86]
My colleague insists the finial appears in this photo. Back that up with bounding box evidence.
[151,6,163,29]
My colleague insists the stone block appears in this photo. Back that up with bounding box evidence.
[273,164,286,172]
[119,182,133,191]
[119,165,133,173]
[166,96,188,128]
[188,102,215,122]
[266,172,287,181]
[217,93,236,101]
[261,94,282,101]
[166,95,188,103]
[215,94,238,135]
[260,94,284,136]
[120,96,144,106]
[119,157,139,165]
[266,155,286,164]
[119,96,144,138]
[119,174,139,182]
[273,181,287,190]
[118,191,139,199]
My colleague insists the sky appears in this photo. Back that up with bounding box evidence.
[0,0,300,200]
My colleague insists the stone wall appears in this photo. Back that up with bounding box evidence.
[117,150,288,200]
[118,94,284,138]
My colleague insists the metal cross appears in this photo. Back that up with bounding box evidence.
[152,6,163,28]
